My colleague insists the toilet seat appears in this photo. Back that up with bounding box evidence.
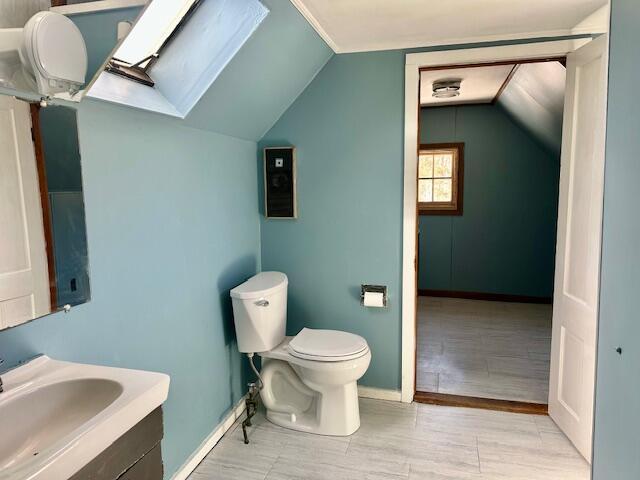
[24,12,86,85]
[288,328,369,362]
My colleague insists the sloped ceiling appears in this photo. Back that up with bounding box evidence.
[182,0,333,140]
[497,62,566,155]
[419,61,566,155]
[70,0,332,141]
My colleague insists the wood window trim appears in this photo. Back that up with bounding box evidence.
[417,56,566,73]
[418,142,464,216]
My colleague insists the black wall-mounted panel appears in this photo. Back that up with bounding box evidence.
[264,147,296,218]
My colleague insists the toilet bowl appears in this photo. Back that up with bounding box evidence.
[260,331,371,435]
[230,272,371,436]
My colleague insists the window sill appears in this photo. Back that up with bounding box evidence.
[86,72,183,118]
[418,206,463,216]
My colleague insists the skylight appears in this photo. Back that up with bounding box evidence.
[88,0,269,118]
[113,0,199,68]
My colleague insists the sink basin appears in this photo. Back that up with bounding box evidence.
[0,378,123,470]
[0,356,169,480]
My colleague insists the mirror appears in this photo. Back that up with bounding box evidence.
[0,96,90,330]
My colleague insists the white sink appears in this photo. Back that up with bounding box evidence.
[0,356,170,480]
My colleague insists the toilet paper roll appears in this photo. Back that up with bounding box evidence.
[363,291,385,308]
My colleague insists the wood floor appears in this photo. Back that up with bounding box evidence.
[417,296,552,404]
[189,398,589,480]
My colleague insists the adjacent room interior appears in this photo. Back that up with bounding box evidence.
[415,60,566,406]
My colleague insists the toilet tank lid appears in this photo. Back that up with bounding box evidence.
[230,272,288,300]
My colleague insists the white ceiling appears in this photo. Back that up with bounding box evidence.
[420,65,515,107]
[289,0,608,53]
[421,60,567,154]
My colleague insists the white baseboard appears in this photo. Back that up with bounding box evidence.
[171,395,247,480]
[358,386,402,402]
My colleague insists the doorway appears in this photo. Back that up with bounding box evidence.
[415,58,565,408]
[401,37,609,464]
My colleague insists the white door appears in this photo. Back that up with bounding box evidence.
[549,35,609,462]
[0,96,50,329]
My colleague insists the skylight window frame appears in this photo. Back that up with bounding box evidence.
[104,0,203,87]
[86,0,270,119]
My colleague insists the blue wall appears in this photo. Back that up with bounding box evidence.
[0,99,261,478]
[260,51,405,390]
[592,0,640,478]
[40,106,83,192]
[183,0,333,140]
[418,105,560,298]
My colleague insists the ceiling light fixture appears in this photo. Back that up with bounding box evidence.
[432,80,461,98]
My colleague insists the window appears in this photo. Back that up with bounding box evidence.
[89,0,268,118]
[106,0,202,86]
[418,143,464,215]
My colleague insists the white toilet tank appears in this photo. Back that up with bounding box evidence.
[230,272,288,353]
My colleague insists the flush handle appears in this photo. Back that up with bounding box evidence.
[255,299,269,307]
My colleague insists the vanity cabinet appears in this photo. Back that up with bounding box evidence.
[69,407,164,480]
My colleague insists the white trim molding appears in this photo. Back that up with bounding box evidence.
[358,386,402,402]
[401,38,591,404]
[288,0,341,53]
[171,396,247,480]
[50,0,147,15]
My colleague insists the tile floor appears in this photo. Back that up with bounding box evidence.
[417,297,552,403]
[189,398,589,480]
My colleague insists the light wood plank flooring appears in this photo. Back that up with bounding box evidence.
[189,399,589,480]
[417,296,552,404]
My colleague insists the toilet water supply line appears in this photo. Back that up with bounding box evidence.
[242,353,262,444]
[247,353,263,390]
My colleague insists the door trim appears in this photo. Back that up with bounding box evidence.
[401,39,591,403]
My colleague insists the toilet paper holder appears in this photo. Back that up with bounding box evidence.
[361,284,387,307]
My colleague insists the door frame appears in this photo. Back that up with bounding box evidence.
[401,38,595,403]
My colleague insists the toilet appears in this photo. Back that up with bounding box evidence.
[0,11,87,96]
[230,272,371,436]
